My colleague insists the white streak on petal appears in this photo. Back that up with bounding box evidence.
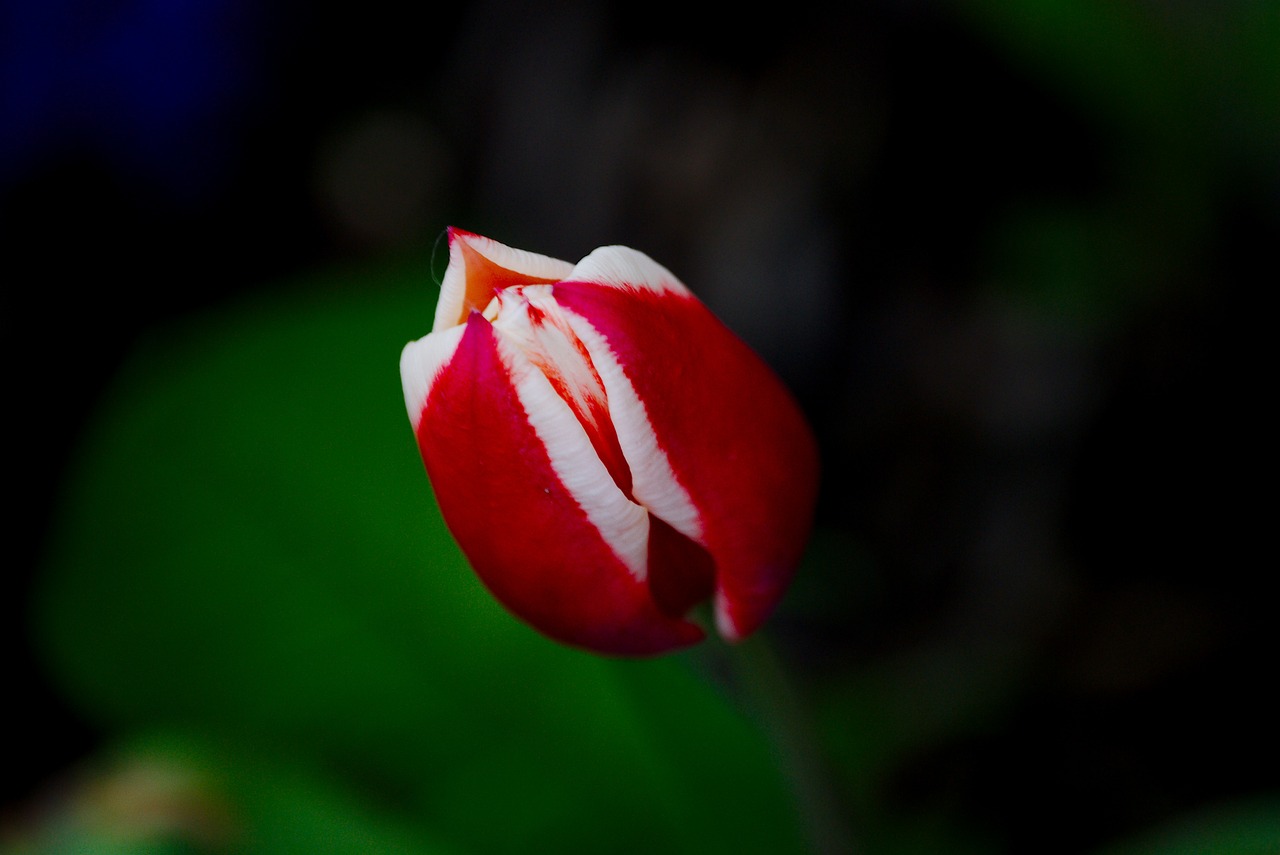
[714,591,743,641]
[567,246,692,297]
[494,329,651,580]
[496,286,608,430]
[434,231,575,333]
[560,307,704,543]
[400,324,467,430]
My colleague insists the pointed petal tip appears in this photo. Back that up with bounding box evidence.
[446,225,481,245]
[434,230,570,333]
[714,594,746,643]
[713,588,782,645]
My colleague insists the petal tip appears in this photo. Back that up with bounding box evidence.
[713,594,746,643]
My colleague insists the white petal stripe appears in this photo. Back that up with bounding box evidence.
[559,305,704,545]
[494,327,651,580]
[400,324,467,431]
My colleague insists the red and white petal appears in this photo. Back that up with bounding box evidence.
[556,292,702,545]
[554,255,819,642]
[433,228,575,332]
[494,321,649,579]
[413,313,704,655]
[400,324,467,431]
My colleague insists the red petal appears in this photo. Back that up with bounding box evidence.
[555,277,819,641]
[646,513,716,619]
[416,313,704,655]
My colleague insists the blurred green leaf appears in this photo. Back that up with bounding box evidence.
[953,0,1195,143]
[1093,796,1280,855]
[33,258,806,854]
[954,1,1280,322]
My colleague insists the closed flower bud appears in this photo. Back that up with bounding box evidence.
[401,229,818,655]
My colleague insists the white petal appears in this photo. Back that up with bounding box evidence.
[567,246,692,297]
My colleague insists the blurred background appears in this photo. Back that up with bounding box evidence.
[3,1,1276,853]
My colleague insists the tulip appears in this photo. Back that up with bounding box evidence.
[400,228,818,655]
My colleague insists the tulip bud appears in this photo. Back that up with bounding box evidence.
[401,228,818,655]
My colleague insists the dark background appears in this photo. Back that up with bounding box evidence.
[4,1,1276,853]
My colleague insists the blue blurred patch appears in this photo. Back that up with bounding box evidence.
[0,0,271,197]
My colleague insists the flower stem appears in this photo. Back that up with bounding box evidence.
[722,632,857,855]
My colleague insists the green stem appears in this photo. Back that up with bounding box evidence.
[723,632,857,855]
